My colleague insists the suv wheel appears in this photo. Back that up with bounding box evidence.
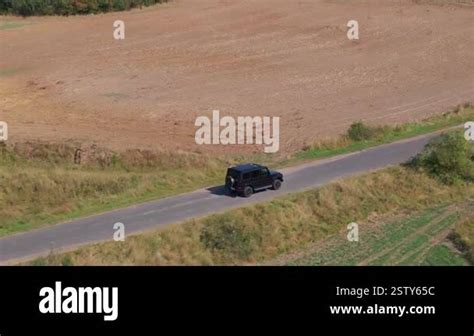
[272,179,282,190]
[243,186,254,198]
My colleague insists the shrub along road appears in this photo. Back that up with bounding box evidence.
[0,130,451,264]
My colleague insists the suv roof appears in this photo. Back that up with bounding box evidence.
[229,163,264,173]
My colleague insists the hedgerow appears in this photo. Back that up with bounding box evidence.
[0,0,168,16]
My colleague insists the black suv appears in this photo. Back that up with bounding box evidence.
[225,163,284,197]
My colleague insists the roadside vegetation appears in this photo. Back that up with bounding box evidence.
[0,143,229,236]
[0,0,168,16]
[1,105,473,237]
[29,126,474,265]
[30,164,473,265]
[298,103,473,160]
[410,131,474,184]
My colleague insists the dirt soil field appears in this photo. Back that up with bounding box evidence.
[0,0,473,154]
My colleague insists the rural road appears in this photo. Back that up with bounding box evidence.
[0,132,443,264]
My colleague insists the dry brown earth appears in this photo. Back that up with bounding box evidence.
[1,0,473,154]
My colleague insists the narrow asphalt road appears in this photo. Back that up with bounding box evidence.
[0,132,440,264]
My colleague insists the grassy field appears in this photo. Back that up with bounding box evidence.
[1,105,473,237]
[284,203,473,266]
[29,165,473,266]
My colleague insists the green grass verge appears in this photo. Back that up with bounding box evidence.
[297,105,474,160]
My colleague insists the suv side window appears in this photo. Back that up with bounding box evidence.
[251,170,260,178]
[242,172,251,180]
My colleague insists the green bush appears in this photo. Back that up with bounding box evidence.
[347,121,379,141]
[61,255,74,266]
[410,131,474,184]
[0,0,167,16]
[0,0,11,11]
[200,215,260,262]
[112,0,126,11]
